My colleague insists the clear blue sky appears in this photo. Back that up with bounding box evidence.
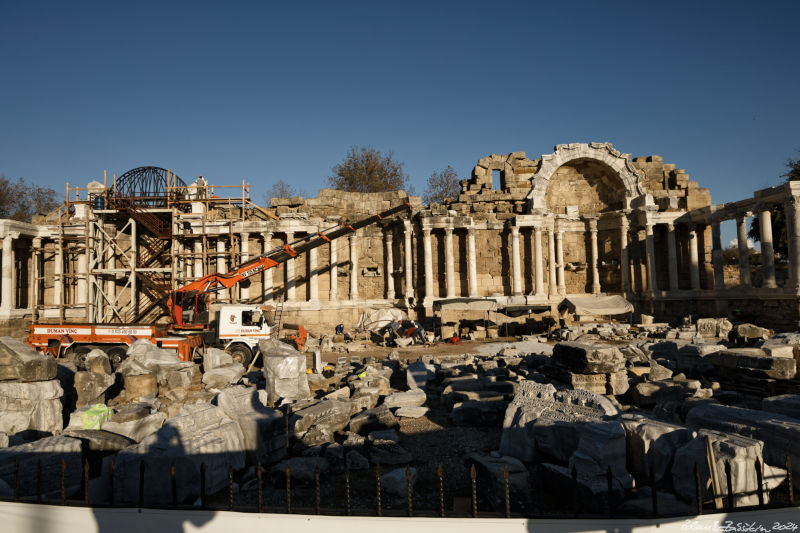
[1,0,798,236]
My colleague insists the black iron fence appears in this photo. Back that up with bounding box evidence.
[1,454,796,518]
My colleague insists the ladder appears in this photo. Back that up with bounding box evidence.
[273,293,286,340]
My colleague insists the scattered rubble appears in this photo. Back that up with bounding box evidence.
[0,313,798,516]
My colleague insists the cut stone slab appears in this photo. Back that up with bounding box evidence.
[552,342,625,374]
[0,436,82,498]
[74,371,115,407]
[349,404,398,435]
[102,412,166,442]
[0,379,64,435]
[406,361,436,389]
[204,347,233,371]
[710,349,796,380]
[499,381,618,462]
[672,429,786,507]
[685,402,800,481]
[346,450,369,470]
[368,428,400,443]
[123,339,193,384]
[395,406,429,418]
[271,457,329,485]
[260,339,311,403]
[291,399,354,439]
[84,349,112,375]
[123,372,157,401]
[622,415,692,485]
[113,403,245,505]
[383,388,426,409]
[452,400,508,426]
[468,453,531,512]
[217,385,286,464]
[368,442,412,465]
[62,428,135,451]
[202,363,245,389]
[762,394,800,419]
[380,466,417,497]
[0,336,57,382]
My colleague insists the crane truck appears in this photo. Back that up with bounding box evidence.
[27,199,412,367]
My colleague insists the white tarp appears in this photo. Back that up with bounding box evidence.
[559,295,634,316]
[356,308,408,331]
[433,298,498,312]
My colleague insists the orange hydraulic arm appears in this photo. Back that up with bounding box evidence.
[169,199,412,329]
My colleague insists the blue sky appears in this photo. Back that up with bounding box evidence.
[1,0,799,235]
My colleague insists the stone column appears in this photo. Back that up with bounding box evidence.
[589,219,600,294]
[308,244,319,303]
[786,199,800,291]
[467,227,478,297]
[759,208,777,288]
[783,196,800,291]
[510,225,522,296]
[77,231,87,306]
[735,215,751,288]
[285,231,296,301]
[534,225,544,297]
[31,237,42,316]
[423,227,434,306]
[688,225,701,290]
[54,239,63,311]
[403,220,413,302]
[555,225,565,296]
[329,236,338,302]
[645,221,658,293]
[385,229,395,300]
[667,222,679,291]
[262,232,273,301]
[711,220,725,290]
[194,239,204,280]
[620,216,631,293]
[445,226,456,298]
[216,237,227,302]
[548,225,557,296]
[349,232,358,300]
[1,234,13,311]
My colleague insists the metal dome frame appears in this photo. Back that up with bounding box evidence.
[113,166,186,206]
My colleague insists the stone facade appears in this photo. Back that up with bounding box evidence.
[2,142,800,335]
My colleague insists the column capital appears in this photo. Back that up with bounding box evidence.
[510,225,519,236]
[666,221,675,231]
[3,232,20,242]
[588,218,598,232]
[403,218,413,229]
[444,225,454,236]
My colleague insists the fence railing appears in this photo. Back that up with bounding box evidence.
[1,454,796,519]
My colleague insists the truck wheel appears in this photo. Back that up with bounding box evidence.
[66,345,94,370]
[225,344,253,367]
[106,346,128,369]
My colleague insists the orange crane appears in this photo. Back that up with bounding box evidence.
[168,199,413,330]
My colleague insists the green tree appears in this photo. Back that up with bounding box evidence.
[748,154,800,256]
[423,165,462,205]
[0,175,60,221]
[327,146,411,193]
[263,179,306,206]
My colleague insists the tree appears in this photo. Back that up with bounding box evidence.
[263,179,306,206]
[748,153,800,256]
[423,165,462,205]
[0,175,60,222]
[327,146,411,193]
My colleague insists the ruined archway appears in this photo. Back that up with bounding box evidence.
[527,142,644,211]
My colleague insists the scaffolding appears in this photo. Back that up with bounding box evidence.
[36,167,271,325]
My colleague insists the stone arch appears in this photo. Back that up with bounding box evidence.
[526,142,644,211]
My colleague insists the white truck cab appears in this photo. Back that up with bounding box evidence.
[216,304,272,366]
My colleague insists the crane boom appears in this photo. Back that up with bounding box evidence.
[169,199,412,329]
